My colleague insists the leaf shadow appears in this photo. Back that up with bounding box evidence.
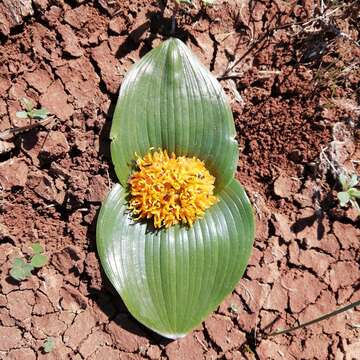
[290,209,325,241]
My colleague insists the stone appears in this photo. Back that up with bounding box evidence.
[0,159,28,190]
[109,16,126,34]
[8,348,36,360]
[165,333,205,359]
[205,315,246,352]
[147,345,161,360]
[85,252,102,290]
[7,290,34,322]
[33,0,48,10]
[272,213,295,242]
[282,270,326,313]
[329,261,360,292]
[298,249,334,276]
[24,68,53,93]
[298,291,343,335]
[32,313,67,337]
[57,24,83,57]
[38,269,63,308]
[40,80,74,120]
[264,281,288,312]
[332,222,360,250]
[247,261,280,284]
[293,180,316,208]
[51,245,83,275]
[262,237,287,264]
[257,339,294,360]
[91,42,121,94]
[63,309,97,349]
[60,284,88,312]
[78,330,112,358]
[0,326,22,351]
[106,314,149,352]
[86,175,108,202]
[33,291,54,315]
[88,347,121,360]
[0,0,33,36]
[0,76,11,94]
[56,57,101,109]
[27,171,60,203]
[64,6,88,29]
[273,174,301,199]
[41,131,70,157]
[305,233,340,257]
[236,279,270,313]
[0,308,16,327]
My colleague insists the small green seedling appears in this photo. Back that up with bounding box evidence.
[174,0,216,5]
[337,173,360,214]
[16,97,49,120]
[43,337,55,353]
[10,243,48,281]
[228,303,238,314]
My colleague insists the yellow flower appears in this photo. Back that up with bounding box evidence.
[128,149,218,228]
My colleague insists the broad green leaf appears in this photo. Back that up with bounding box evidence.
[31,254,48,268]
[337,191,350,207]
[32,243,44,254]
[10,258,34,281]
[110,38,238,191]
[97,180,254,338]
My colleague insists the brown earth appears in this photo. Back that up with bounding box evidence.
[0,0,359,359]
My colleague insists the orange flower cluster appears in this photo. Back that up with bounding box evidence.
[128,149,218,228]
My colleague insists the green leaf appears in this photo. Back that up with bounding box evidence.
[31,254,48,268]
[16,111,29,119]
[337,191,350,207]
[110,38,238,192]
[97,180,254,338]
[348,174,358,188]
[20,97,33,112]
[10,258,34,281]
[348,188,360,199]
[30,108,49,120]
[43,337,55,353]
[339,173,348,190]
[32,243,44,254]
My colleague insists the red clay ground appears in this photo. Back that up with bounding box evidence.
[0,0,359,359]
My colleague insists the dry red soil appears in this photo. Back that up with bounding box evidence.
[0,0,359,359]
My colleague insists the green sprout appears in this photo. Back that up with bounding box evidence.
[228,303,239,314]
[337,173,360,214]
[16,97,49,120]
[174,0,216,5]
[43,337,55,353]
[10,243,48,281]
